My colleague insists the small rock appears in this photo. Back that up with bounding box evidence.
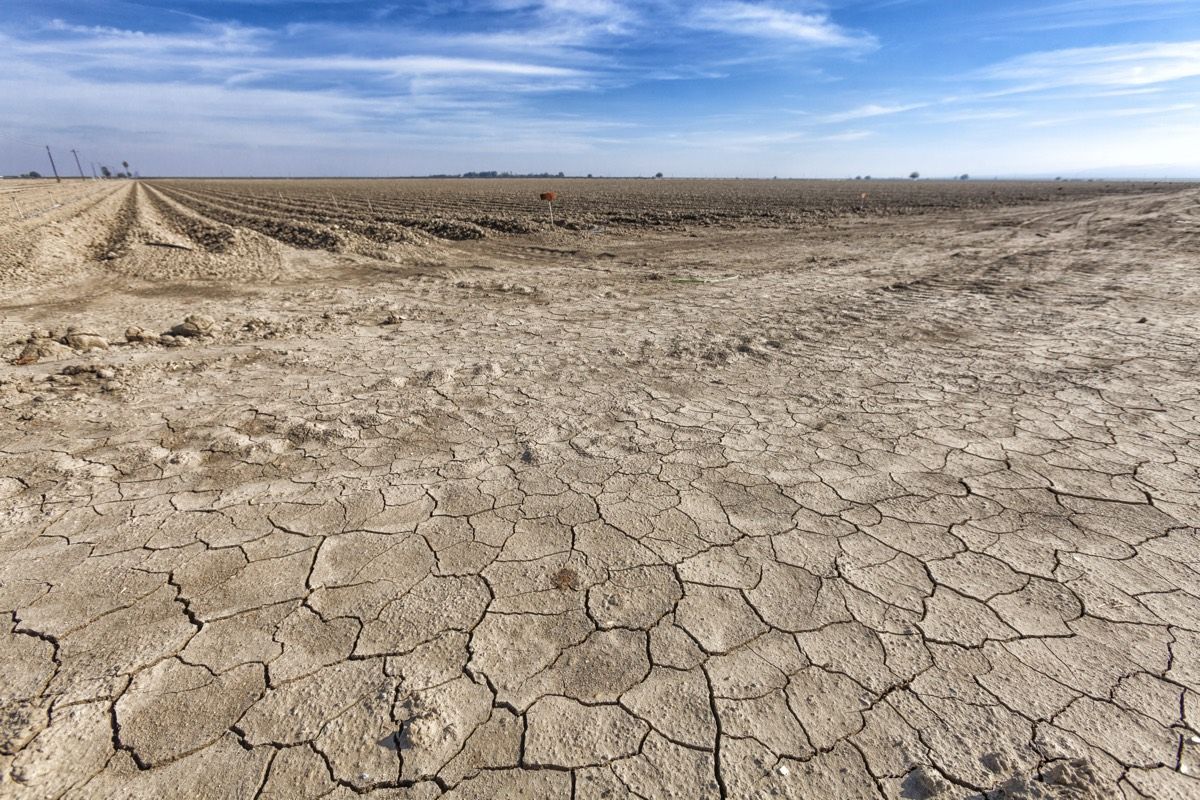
[125,326,158,344]
[62,328,109,352]
[382,312,406,325]
[96,368,117,380]
[167,314,216,338]
[1137,317,1148,323]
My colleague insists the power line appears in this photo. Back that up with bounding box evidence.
[0,130,44,149]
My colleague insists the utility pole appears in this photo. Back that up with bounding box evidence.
[45,146,62,183]
[71,150,86,180]
[90,162,98,179]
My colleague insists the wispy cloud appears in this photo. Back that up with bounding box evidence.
[8,25,594,90]
[978,40,1200,91]
[822,102,927,123]
[822,129,873,142]
[994,0,1199,32]
[45,18,268,54]
[690,2,876,49]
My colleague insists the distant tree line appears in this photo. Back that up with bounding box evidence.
[8,162,139,179]
[426,171,667,179]
[434,171,569,179]
[99,162,135,179]
[850,173,970,181]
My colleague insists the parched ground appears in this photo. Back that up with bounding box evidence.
[1,180,1198,799]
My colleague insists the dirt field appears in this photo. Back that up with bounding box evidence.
[1,178,1198,799]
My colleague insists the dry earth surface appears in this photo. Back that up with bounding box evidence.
[1,178,1199,800]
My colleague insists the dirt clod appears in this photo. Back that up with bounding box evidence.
[125,326,159,344]
[551,568,580,591]
[13,338,74,364]
[62,328,109,351]
[167,314,217,338]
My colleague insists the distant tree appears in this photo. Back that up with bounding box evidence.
[100,166,112,178]
[21,171,42,179]
[863,175,871,180]
[557,171,565,178]
[959,174,969,181]
[587,173,593,178]
[655,172,664,179]
[909,171,920,180]
[122,161,130,176]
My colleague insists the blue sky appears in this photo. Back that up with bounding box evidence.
[2,1,1198,177]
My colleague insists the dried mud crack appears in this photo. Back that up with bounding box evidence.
[0,179,1198,799]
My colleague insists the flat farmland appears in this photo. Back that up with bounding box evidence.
[1,178,1199,799]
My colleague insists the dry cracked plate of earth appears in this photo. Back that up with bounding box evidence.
[1,178,1199,800]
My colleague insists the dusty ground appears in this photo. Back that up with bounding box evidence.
[1,179,1198,799]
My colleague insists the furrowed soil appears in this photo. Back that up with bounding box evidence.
[1,178,1199,800]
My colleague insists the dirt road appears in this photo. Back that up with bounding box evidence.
[1,181,1198,798]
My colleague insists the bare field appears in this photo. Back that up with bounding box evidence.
[1,178,1199,799]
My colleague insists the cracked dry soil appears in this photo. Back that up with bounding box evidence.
[1,181,1199,800]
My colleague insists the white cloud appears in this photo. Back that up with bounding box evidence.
[45,19,268,54]
[253,55,585,78]
[5,28,591,86]
[822,129,873,141]
[479,0,636,38]
[822,102,927,123]
[994,0,1198,32]
[978,40,1200,91]
[691,2,875,49]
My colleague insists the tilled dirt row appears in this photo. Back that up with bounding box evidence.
[180,187,496,240]
[153,185,350,250]
[0,182,130,297]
